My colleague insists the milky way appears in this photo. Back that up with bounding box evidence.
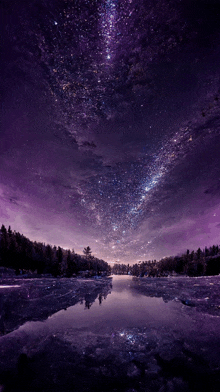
[1,0,220,263]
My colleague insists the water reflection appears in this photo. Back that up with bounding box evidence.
[1,275,191,338]
[0,278,112,335]
[84,284,111,309]
[98,293,103,305]
[38,275,188,337]
[1,276,220,392]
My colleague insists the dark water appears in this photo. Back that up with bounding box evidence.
[1,276,220,392]
[18,275,190,337]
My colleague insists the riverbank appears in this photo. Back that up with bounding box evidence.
[0,277,112,335]
[130,275,220,316]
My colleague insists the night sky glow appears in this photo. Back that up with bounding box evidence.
[1,0,220,263]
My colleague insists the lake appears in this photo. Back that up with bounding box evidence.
[18,275,190,335]
[0,275,220,392]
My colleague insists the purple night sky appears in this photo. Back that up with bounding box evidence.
[1,0,220,264]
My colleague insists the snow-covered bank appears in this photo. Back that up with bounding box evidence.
[0,277,112,335]
[130,275,220,316]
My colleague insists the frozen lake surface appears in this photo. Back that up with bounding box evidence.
[0,275,220,391]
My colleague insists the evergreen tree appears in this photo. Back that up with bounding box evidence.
[196,247,201,260]
[83,246,92,259]
[66,249,77,277]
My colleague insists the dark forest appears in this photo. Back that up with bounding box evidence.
[1,224,220,278]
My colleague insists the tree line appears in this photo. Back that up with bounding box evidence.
[112,245,220,277]
[1,224,220,278]
[0,225,110,277]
